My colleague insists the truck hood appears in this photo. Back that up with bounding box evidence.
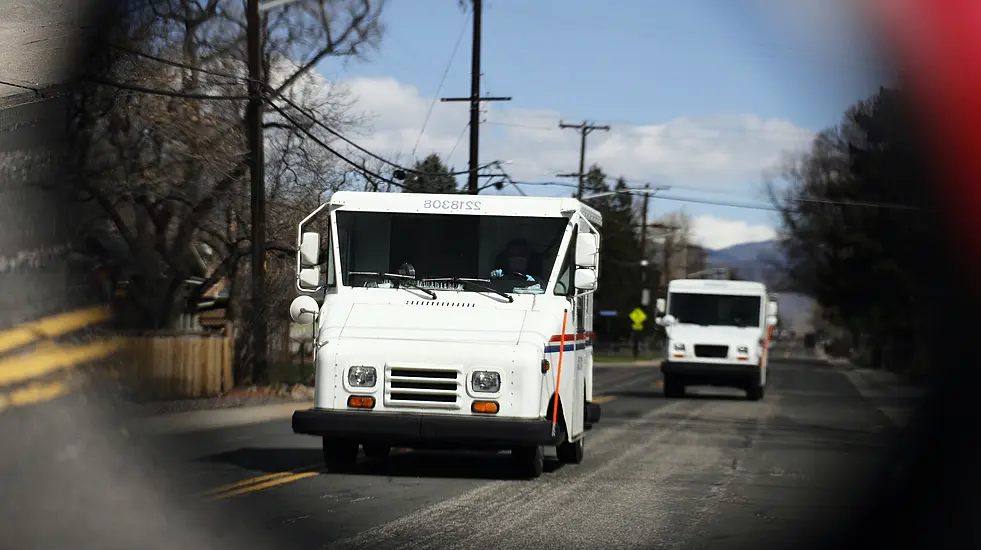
[667,324,763,345]
[338,302,527,345]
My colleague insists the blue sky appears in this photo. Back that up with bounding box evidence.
[315,0,886,249]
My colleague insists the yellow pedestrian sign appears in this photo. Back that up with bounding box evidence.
[629,307,647,331]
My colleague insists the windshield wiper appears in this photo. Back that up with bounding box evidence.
[348,271,437,299]
[425,277,514,303]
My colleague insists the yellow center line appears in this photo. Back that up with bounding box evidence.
[592,395,617,404]
[0,338,121,388]
[0,306,111,356]
[206,470,323,501]
[0,380,71,411]
[199,464,323,497]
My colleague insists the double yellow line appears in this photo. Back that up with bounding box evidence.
[0,306,119,411]
[201,464,324,501]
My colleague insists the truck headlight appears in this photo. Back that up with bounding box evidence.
[737,346,749,355]
[471,371,501,393]
[347,366,377,387]
[672,343,686,351]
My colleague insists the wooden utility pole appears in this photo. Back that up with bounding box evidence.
[557,120,610,199]
[441,0,510,194]
[247,0,268,380]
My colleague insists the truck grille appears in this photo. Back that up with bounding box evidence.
[694,345,729,358]
[385,365,462,409]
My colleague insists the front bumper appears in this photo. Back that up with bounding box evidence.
[661,360,760,381]
[293,409,557,449]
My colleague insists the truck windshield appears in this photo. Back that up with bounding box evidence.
[668,293,762,328]
[335,211,569,294]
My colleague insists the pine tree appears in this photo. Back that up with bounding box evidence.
[402,153,458,194]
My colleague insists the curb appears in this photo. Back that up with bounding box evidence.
[141,401,313,436]
[0,83,72,110]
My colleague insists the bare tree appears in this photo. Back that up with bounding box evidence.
[69,0,387,333]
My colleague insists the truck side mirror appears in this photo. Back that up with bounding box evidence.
[575,233,598,268]
[766,315,778,327]
[767,301,778,317]
[298,267,322,290]
[655,298,665,314]
[299,232,320,267]
[574,268,597,290]
[289,295,320,325]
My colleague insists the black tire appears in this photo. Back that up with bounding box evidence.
[322,438,359,473]
[663,376,685,398]
[362,443,391,459]
[746,383,765,401]
[511,445,545,479]
[556,433,584,464]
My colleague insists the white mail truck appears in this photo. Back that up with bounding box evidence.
[288,191,604,478]
[655,279,778,401]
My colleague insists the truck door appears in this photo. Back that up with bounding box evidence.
[554,224,584,438]
[570,226,586,437]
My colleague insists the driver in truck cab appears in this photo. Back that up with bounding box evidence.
[491,238,543,280]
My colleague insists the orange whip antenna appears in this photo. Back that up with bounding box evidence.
[551,309,568,438]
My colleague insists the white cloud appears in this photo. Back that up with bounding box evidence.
[304,74,803,249]
[691,215,778,250]
[339,76,816,187]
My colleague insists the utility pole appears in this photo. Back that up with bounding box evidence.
[247,0,268,381]
[441,0,511,194]
[557,120,610,199]
[636,183,651,359]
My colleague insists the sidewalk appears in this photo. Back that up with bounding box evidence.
[816,347,928,428]
[141,400,313,436]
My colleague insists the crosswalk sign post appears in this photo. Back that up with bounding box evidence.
[629,307,647,331]
[629,307,648,358]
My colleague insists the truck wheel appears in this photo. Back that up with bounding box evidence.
[362,443,391,459]
[746,383,765,401]
[322,438,359,473]
[511,444,545,479]
[556,434,584,464]
[663,376,685,398]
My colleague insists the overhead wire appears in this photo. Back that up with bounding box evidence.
[410,10,471,157]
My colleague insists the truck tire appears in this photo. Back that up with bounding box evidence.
[663,376,685,398]
[362,443,391,459]
[556,434,584,464]
[511,444,545,479]
[746,383,765,401]
[322,438,359,472]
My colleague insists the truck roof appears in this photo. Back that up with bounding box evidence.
[328,191,604,227]
[667,279,768,295]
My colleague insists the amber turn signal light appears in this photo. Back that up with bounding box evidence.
[541,359,550,373]
[471,401,499,414]
[348,395,375,409]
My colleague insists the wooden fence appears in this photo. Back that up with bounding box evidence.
[118,327,233,399]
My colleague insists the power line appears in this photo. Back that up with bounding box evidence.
[447,122,470,165]
[271,92,500,178]
[265,99,407,190]
[411,11,471,157]
[508,179,930,213]
[101,41,249,84]
[85,77,250,100]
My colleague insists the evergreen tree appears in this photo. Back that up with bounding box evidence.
[402,153,458,193]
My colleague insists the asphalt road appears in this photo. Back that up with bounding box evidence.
[142,359,904,550]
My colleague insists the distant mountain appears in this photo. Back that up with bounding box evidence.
[703,240,815,332]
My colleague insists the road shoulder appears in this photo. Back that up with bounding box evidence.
[817,347,928,428]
